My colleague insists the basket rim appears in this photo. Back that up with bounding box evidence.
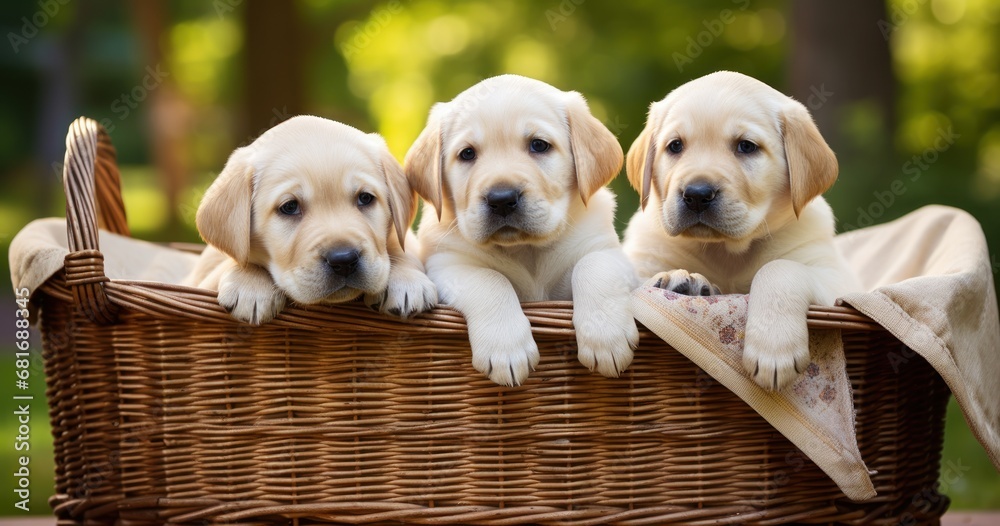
[39,276,882,334]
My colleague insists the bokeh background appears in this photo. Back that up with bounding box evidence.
[1,0,999,516]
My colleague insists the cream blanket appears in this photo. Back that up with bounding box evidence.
[10,218,199,296]
[631,205,1000,500]
[10,206,1000,501]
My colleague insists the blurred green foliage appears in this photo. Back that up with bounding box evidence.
[1,0,998,239]
[1,0,998,515]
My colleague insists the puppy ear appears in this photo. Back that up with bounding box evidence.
[372,135,416,249]
[196,146,255,266]
[783,100,838,217]
[565,92,624,205]
[627,99,668,211]
[404,103,446,220]
[626,123,658,211]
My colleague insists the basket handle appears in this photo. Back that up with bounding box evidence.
[62,117,130,324]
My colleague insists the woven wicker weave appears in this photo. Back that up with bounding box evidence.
[36,117,951,525]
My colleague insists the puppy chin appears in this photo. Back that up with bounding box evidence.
[662,204,761,244]
[469,223,563,248]
[276,279,355,305]
[273,266,387,305]
[461,205,566,247]
[674,223,726,239]
[320,267,392,304]
[483,226,528,245]
[317,287,364,304]
[661,209,719,238]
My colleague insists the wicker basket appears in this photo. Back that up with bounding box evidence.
[35,117,951,525]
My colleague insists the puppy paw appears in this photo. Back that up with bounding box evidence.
[649,269,721,296]
[575,305,639,377]
[470,319,539,387]
[742,317,810,391]
[218,266,287,325]
[365,267,438,319]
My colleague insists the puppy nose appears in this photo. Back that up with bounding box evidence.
[485,187,521,217]
[682,183,717,213]
[324,248,360,277]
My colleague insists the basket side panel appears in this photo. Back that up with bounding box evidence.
[39,286,124,521]
[115,312,173,507]
[837,331,950,525]
[103,299,952,525]
[114,315,871,524]
[39,293,76,503]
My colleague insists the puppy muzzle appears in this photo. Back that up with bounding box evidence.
[478,185,538,238]
[682,183,717,213]
[485,186,521,218]
[318,246,373,296]
[324,247,361,277]
[667,188,734,238]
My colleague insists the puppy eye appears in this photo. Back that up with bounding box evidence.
[459,147,476,161]
[357,192,375,207]
[529,139,550,153]
[736,140,758,154]
[278,200,300,216]
[667,139,684,154]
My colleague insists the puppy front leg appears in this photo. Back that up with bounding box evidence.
[429,257,538,386]
[364,234,437,318]
[744,259,842,391]
[572,249,640,377]
[216,260,287,325]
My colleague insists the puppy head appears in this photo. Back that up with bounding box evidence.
[627,71,837,249]
[404,74,622,247]
[196,115,414,304]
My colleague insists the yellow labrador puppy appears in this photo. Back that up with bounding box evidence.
[186,115,436,324]
[622,71,860,391]
[406,74,639,386]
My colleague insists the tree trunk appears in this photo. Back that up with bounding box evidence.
[788,0,895,148]
[130,0,192,236]
[243,2,305,141]
[787,0,897,230]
